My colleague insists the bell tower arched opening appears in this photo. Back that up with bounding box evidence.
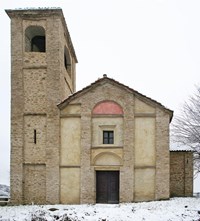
[25,26,46,52]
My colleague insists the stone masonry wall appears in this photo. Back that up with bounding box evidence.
[23,164,46,204]
[170,151,193,197]
[10,16,24,205]
[7,9,77,204]
[155,109,170,200]
[45,16,61,205]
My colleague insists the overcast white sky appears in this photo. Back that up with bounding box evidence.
[0,0,200,187]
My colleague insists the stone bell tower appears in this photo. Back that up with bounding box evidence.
[6,8,77,204]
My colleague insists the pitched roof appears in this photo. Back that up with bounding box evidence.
[58,75,173,121]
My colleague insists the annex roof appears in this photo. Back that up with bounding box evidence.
[170,150,194,152]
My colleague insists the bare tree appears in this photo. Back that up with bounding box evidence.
[171,85,200,177]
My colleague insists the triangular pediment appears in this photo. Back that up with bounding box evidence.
[58,75,173,120]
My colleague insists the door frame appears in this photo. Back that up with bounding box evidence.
[96,170,119,204]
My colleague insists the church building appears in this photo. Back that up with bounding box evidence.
[6,8,193,205]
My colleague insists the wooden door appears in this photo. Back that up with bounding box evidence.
[96,171,119,203]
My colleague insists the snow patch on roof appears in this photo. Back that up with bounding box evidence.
[170,142,193,151]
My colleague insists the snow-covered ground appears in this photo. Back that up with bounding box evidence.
[0,198,200,221]
[0,184,9,197]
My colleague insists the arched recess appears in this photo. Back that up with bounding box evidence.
[93,152,122,166]
[64,46,72,77]
[92,101,123,115]
[25,26,46,52]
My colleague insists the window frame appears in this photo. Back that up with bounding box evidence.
[97,125,118,147]
[103,130,114,144]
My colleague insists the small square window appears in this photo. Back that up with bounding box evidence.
[103,131,114,144]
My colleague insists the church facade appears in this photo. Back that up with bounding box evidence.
[6,8,193,205]
[58,75,173,204]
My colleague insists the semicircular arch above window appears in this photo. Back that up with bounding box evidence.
[92,101,123,115]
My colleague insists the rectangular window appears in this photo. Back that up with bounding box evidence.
[103,131,114,144]
[34,129,37,144]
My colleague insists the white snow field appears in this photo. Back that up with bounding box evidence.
[0,197,200,221]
